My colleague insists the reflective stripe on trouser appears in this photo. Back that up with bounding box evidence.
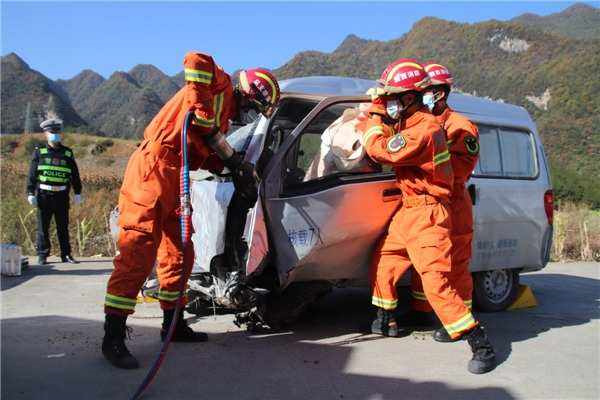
[410,188,474,313]
[370,202,478,339]
[104,150,194,315]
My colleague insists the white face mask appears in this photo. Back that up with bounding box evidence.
[423,92,436,112]
[386,99,403,120]
[47,133,62,143]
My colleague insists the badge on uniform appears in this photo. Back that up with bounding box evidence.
[387,133,406,153]
[464,135,479,155]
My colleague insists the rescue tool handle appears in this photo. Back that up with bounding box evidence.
[382,187,402,202]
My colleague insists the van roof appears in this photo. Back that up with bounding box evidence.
[280,76,535,131]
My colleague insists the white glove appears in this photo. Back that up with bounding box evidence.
[74,194,83,205]
[27,195,37,206]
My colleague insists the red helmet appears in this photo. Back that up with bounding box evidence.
[424,63,453,87]
[377,58,430,94]
[238,68,280,117]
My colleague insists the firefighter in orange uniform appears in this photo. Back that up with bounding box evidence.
[408,63,481,343]
[365,59,495,374]
[102,51,280,369]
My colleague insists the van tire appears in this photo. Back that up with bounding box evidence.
[472,269,519,312]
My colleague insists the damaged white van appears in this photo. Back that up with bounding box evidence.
[184,76,553,328]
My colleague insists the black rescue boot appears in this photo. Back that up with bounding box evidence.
[433,327,461,343]
[465,325,496,374]
[370,308,401,337]
[161,309,208,342]
[102,314,139,369]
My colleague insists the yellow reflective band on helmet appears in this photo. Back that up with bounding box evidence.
[386,62,423,82]
[39,175,68,183]
[37,165,71,173]
[239,71,251,93]
[184,68,213,84]
[39,148,48,154]
[213,91,224,128]
[255,71,278,104]
[434,149,451,165]
[105,294,137,310]
[156,289,180,301]
[424,63,445,72]
[411,291,427,301]
[444,312,477,334]
[372,296,398,310]
[364,126,384,144]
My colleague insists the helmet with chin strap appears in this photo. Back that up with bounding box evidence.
[238,68,280,117]
[378,58,430,94]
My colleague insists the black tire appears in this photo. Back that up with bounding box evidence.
[472,269,520,312]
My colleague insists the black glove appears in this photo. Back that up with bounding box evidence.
[225,153,258,203]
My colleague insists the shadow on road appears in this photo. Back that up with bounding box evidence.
[1,314,516,400]
[2,270,598,399]
[480,272,600,365]
[1,263,113,291]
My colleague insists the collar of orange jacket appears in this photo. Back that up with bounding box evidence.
[400,108,430,130]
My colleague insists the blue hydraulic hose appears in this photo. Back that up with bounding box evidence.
[130,111,194,400]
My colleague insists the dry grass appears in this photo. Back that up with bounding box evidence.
[552,202,600,262]
[0,133,133,256]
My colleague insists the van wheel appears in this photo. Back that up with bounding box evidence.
[473,269,519,312]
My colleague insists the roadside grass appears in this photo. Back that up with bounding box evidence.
[2,133,599,261]
[552,202,600,262]
[0,133,134,257]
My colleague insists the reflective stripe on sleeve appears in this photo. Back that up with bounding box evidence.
[184,68,213,84]
[194,113,215,128]
[410,290,428,301]
[39,148,48,154]
[105,294,137,311]
[433,149,451,165]
[372,296,398,310]
[363,126,384,145]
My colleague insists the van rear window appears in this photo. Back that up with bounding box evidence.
[473,124,538,179]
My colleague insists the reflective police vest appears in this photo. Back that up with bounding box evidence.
[37,147,73,187]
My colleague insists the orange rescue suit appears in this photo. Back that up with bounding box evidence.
[104,52,237,315]
[365,108,478,339]
[411,107,480,313]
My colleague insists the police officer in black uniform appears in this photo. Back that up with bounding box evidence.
[27,118,82,265]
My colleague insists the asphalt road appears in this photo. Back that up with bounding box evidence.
[1,259,599,400]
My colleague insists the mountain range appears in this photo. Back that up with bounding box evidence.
[1,3,599,201]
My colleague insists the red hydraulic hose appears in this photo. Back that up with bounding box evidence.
[130,111,194,400]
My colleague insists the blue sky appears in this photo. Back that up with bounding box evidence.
[1,1,597,80]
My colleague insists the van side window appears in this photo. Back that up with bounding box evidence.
[498,128,537,177]
[473,124,538,179]
[283,101,381,188]
[474,125,502,176]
